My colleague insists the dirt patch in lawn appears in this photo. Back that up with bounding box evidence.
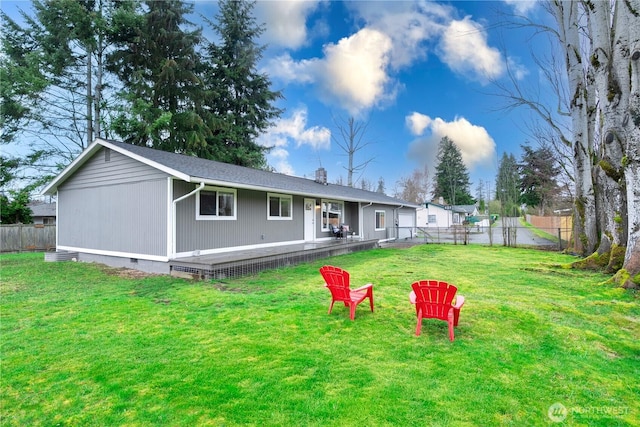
[100,265,159,279]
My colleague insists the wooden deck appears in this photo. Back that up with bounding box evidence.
[169,238,379,280]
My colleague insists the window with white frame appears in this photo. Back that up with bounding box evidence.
[196,187,236,220]
[321,200,343,231]
[428,214,437,223]
[375,210,386,230]
[268,193,292,220]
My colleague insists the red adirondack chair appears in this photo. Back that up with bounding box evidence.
[409,280,465,340]
[319,265,374,320]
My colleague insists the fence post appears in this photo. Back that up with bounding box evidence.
[558,228,562,251]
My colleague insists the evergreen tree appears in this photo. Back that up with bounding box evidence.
[376,176,386,194]
[108,0,209,154]
[495,152,520,217]
[519,144,561,214]
[1,0,116,177]
[433,136,474,205]
[202,0,282,168]
[475,179,486,213]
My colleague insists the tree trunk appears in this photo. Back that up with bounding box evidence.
[619,3,640,288]
[552,1,598,255]
[86,47,93,148]
[588,0,629,272]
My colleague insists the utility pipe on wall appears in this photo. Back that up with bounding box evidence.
[171,182,205,257]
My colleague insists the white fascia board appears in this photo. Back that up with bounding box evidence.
[188,176,416,208]
[100,139,191,182]
[41,140,104,195]
[41,138,192,195]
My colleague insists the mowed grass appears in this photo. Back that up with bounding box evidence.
[1,245,638,426]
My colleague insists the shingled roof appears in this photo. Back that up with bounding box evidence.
[43,138,418,208]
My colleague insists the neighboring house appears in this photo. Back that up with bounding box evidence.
[418,201,452,228]
[28,202,57,225]
[417,202,479,228]
[42,138,418,273]
[451,205,479,225]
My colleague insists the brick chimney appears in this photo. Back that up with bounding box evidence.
[315,167,327,184]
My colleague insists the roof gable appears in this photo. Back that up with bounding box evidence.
[43,138,418,207]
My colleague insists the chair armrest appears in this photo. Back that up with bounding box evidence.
[409,291,416,304]
[353,283,373,292]
[453,295,465,309]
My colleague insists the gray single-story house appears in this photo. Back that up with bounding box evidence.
[42,138,418,274]
[28,202,57,225]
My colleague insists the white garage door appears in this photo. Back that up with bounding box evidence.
[398,212,414,239]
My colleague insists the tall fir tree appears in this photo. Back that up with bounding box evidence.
[1,0,115,179]
[108,0,209,154]
[433,136,474,205]
[202,0,282,168]
[518,144,561,215]
[495,152,520,217]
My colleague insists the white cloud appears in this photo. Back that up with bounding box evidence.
[439,16,505,83]
[346,1,451,69]
[268,147,295,176]
[503,0,539,15]
[406,112,432,136]
[407,114,496,170]
[318,28,394,115]
[258,107,331,174]
[264,28,395,116]
[263,4,510,114]
[255,0,323,49]
[263,53,319,84]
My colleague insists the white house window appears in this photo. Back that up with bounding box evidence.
[196,187,236,220]
[322,200,343,231]
[375,210,386,230]
[428,215,437,223]
[268,193,292,220]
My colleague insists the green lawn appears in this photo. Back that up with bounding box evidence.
[1,246,638,426]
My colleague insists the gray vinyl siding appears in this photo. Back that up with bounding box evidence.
[361,204,395,240]
[57,148,169,256]
[174,181,304,253]
[61,147,168,190]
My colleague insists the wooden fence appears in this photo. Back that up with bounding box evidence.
[0,224,56,252]
[525,214,573,243]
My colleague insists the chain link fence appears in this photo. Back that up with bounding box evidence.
[384,222,573,251]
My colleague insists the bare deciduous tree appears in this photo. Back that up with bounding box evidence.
[332,116,374,187]
[394,166,431,204]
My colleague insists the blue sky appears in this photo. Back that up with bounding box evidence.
[234,0,553,195]
[4,0,557,198]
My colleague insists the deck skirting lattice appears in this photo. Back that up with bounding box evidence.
[170,240,378,280]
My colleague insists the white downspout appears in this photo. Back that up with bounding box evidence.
[393,205,405,240]
[361,202,373,240]
[171,182,205,258]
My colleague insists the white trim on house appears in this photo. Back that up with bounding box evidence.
[102,139,191,182]
[173,239,306,259]
[267,192,293,220]
[195,186,237,221]
[57,245,169,262]
[167,177,174,260]
[375,210,386,231]
[320,199,344,231]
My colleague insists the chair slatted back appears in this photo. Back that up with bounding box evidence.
[320,265,351,301]
[411,280,457,321]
